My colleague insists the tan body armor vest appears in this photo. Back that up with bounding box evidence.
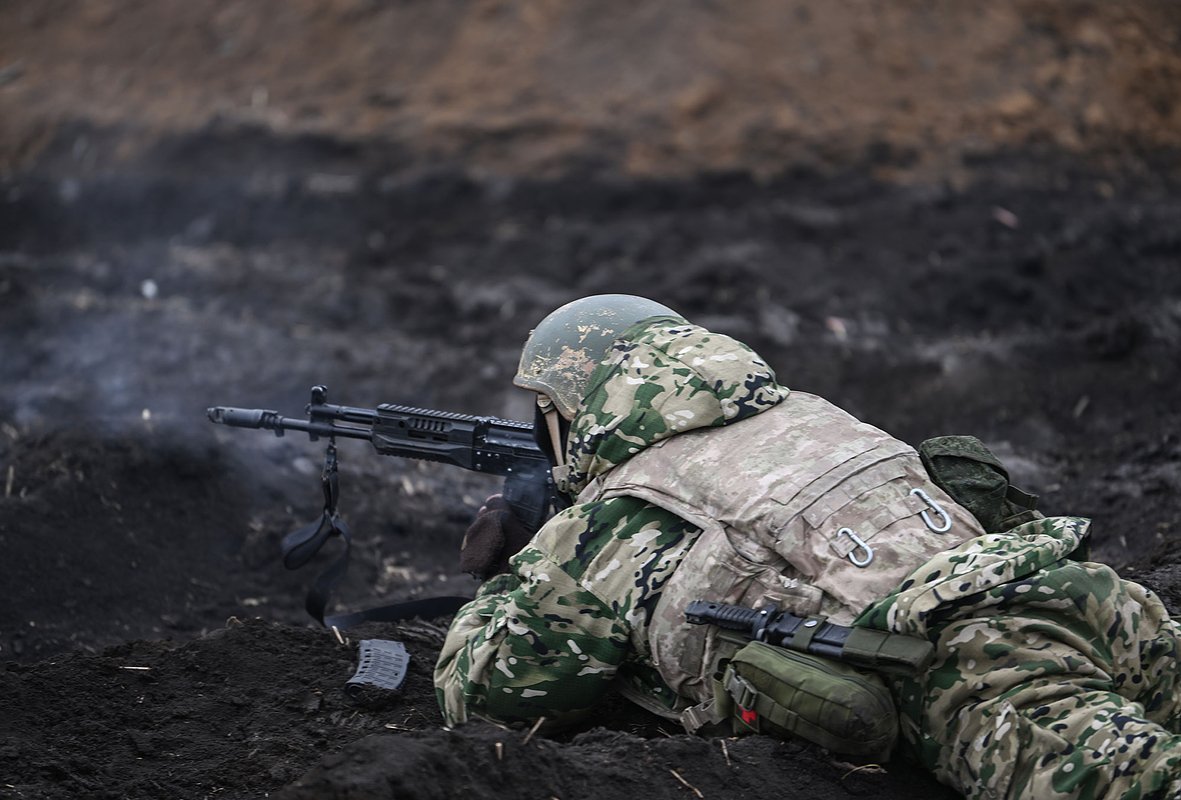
[577,391,983,703]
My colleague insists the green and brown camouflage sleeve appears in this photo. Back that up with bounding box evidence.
[434,508,633,728]
[434,497,701,728]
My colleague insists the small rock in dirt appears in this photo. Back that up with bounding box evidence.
[128,730,157,757]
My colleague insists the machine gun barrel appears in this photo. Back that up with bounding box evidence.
[206,406,373,442]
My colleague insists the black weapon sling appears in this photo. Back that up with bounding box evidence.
[279,442,471,629]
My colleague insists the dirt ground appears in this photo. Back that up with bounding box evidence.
[2,2,1181,798]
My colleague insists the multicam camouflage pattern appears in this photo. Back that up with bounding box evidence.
[435,496,700,726]
[554,317,792,495]
[857,517,1181,800]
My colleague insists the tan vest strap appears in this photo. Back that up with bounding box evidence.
[679,698,725,734]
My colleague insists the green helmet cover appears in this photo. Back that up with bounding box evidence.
[514,294,682,419]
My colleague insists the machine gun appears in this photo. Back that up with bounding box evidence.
[208,384,561,532]
[207,385,568,627]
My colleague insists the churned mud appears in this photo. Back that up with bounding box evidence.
[2,2,1180,798]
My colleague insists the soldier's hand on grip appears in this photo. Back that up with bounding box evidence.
[459,494,534,580]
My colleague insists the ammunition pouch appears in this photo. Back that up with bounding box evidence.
[681,635,898,760]
[918,435,1042,532]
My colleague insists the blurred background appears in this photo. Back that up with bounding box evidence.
[1,0,1180,662]
[5,1,1181,177]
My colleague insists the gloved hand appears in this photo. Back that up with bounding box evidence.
[459,494,534,580]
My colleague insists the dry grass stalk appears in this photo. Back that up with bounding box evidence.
[669,768,704,798]
[522,715,545,745]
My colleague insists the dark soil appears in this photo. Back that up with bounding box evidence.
[3,3,1181,799]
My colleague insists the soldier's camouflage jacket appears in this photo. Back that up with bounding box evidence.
[435,317,1181,800]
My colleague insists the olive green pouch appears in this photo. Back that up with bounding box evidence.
[711,640,898,760]
[918,435,1041,532]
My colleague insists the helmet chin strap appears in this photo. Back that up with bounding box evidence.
[536,393,568,467]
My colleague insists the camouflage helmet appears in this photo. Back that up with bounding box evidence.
[514,294,682,419]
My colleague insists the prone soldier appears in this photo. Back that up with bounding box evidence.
[434,294,1181,800]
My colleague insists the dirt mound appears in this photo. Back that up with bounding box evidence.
[0,620,440,798]
[1,618,958,800]
[280,717,953,800]
[0,431,252,661]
